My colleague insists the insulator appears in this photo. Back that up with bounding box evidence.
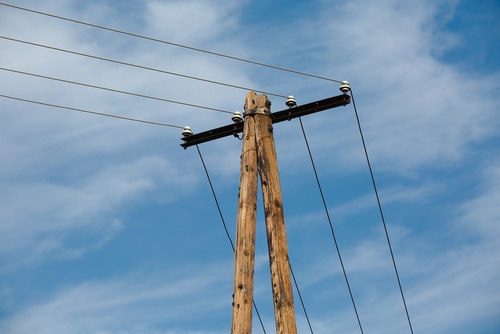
[232,111,243,123]
[339,81,351,94]
[182,126,193,137]
[285,95,297,108]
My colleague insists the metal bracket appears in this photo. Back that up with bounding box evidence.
[181,93,350,149]
[244,107,271,116]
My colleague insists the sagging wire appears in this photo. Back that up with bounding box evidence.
[0,2,344,84]
[0,67,233,114]
[0,93,184,128]
[0,35,287,99]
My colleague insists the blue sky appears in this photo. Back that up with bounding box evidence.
[0,0,499,333]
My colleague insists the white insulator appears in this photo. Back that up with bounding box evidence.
[285,95,297,108]
[182,126,193,137]
[339,81,351,94]
[232,111,243,123]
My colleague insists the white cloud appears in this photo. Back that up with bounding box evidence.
[0,262,233,334]
[0,153,198,269]
[1,1,499,334]
[144,0,241,45]
[456,162,500,240]
[281,161,500,333]
[265,0,500,174]
[0,0,252,269]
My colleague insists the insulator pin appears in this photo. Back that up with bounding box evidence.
[182,126,193,137]
[339,81,351,94]
[232,111,243,123]
[285,95,297,108]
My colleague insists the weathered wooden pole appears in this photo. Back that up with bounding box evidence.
[182,90,350,333]
[252,92,298,334]
[231,100,259,334]
[231,92,297,333]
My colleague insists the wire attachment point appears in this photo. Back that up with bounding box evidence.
[285,95,297,108]
[182,126,193,137]
[232,111,243,123]
[339,81,351,94]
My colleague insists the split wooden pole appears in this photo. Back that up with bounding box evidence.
[231,92,297,334]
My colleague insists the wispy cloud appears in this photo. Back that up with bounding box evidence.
[0,0,499,333]
[0,154,198,271]
[0,261,233,334]
[0,0,248,269]
[277,0,500,174]
[281,161,500,333]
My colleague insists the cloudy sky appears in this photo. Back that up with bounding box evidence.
[1,0,499,333]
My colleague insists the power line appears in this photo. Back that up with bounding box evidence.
[0,2,343,84]
[350,89,415,334]
[0,35,287,99]
[195,145,236,252]
[0,93,184,129]
[289,263,314,334]
[298,117,365,334]
[0,67,233,114]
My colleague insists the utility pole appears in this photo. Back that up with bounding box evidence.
[251,92,297,333]
[231,94,259,334]
[231,92,297,333]
[181,83,351,333]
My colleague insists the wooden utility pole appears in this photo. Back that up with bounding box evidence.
[253,92,297,334]
[180,86,351,334]
[231,99,258,334]
[231,92,297,333]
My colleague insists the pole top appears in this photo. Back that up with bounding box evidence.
[244,91,271,116]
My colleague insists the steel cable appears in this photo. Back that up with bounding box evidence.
[0,2,343,84]
[0,35,287,99]
[0,93,183,128]
[298,116,365,334]
[0,67,233,114]
[350,89,415,334]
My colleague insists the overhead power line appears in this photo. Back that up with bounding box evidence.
[298,117,364,334]
[0,35,287,99]
[0,93,184,129]
[0,2,343,84]
[289,264,315,334]
[350,89,414,334]
[0,67,233,114]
